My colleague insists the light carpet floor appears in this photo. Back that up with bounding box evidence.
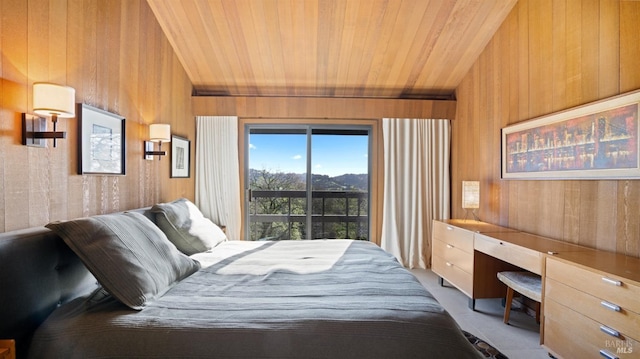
[412,269,551,359]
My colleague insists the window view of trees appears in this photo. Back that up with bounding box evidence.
[247,126,370,241]
[248,168,368,241]
[249,168,306,240]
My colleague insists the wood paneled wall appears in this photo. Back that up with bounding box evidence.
[0,0,194,232]
[453,0,640,257]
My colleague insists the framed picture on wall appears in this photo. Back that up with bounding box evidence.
[171,135,190,178]
[501,90,640,179]
[77,104,126,175]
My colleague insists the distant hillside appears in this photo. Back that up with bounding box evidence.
[321,173,368,191]
[250,169,368,191]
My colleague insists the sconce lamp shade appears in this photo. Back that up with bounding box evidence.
[462,181,480,209]
[33,83,76,118]
[149,124,171,142]
[145,124,171,160]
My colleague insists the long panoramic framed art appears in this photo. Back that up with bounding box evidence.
[501,90,640,180]
[77,104,126,175]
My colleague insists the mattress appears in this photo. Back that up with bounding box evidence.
[28,240,482,358]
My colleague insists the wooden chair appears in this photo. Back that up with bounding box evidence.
[496,271,542,324]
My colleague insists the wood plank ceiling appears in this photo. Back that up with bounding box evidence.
[147,0,517,99]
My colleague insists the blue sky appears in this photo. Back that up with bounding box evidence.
[249,134,368,176]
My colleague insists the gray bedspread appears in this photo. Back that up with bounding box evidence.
[28,240,482,358]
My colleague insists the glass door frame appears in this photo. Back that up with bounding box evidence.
[244,123,372,241]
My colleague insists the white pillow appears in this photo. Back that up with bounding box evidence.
[151,198,227,255]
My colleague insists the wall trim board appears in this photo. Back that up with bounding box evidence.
[192,96,456,120]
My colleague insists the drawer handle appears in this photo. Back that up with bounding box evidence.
[602,277,622,286]
[445,262,453,267]
[600,325,620,338]
[599,349,619,359]
[446,244,454,249]
[600,301,621,312]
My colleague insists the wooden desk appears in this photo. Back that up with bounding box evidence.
[432,219,590,309]
[431,220,640,358]
[474,231,592,275]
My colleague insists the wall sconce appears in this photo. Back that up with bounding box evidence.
[144,124,171,160]
[22,83,76,148]
[462,181,480,221]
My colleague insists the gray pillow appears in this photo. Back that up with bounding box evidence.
[46,211,200,310]
[151,198,227,255]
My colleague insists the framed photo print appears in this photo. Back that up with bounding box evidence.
[171,135,190,178]
[77,104,125,175]
[502,90,640,179]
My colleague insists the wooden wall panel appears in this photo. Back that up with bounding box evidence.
[193,96,456,120]
[2,0,30,231]
[453,0,640,258]
[0,0,194,232]
[620,0,640,93]
[0,0,4,231]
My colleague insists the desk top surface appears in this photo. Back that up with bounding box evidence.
[442,219,640,283]
[551,251,640,284]
[477,231,593,255]
[442,219,517,234]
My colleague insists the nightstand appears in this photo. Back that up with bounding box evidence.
[0,340,15,359]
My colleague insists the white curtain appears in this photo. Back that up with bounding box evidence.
[195,116,242,240]
[381,118,450,269]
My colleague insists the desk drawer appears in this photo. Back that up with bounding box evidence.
[474,233,542,275]
[544,298,638,359]
[432,221,474,253]
[546,277,640,342]
[432,254,472,297]
[546,258,640,315]
[432,239,473,274]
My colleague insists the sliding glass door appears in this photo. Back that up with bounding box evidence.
[246,125,370,241]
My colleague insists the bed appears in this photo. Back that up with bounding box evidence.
[0,199,482,359]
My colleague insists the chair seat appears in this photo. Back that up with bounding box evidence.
[497,271,542,302]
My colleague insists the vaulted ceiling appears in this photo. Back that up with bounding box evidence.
[147,0,517,99]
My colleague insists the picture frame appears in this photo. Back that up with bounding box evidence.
[501,90,640,180]
[171,135,190,178]
[78,104,126,175]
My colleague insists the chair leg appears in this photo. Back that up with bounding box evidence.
[504,287,514,324]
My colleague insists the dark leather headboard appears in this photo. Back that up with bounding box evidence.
[0,226,98,357]
[0,208,153,358]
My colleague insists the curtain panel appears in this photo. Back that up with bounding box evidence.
[380,118,451,269]
[195,116,242,240]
